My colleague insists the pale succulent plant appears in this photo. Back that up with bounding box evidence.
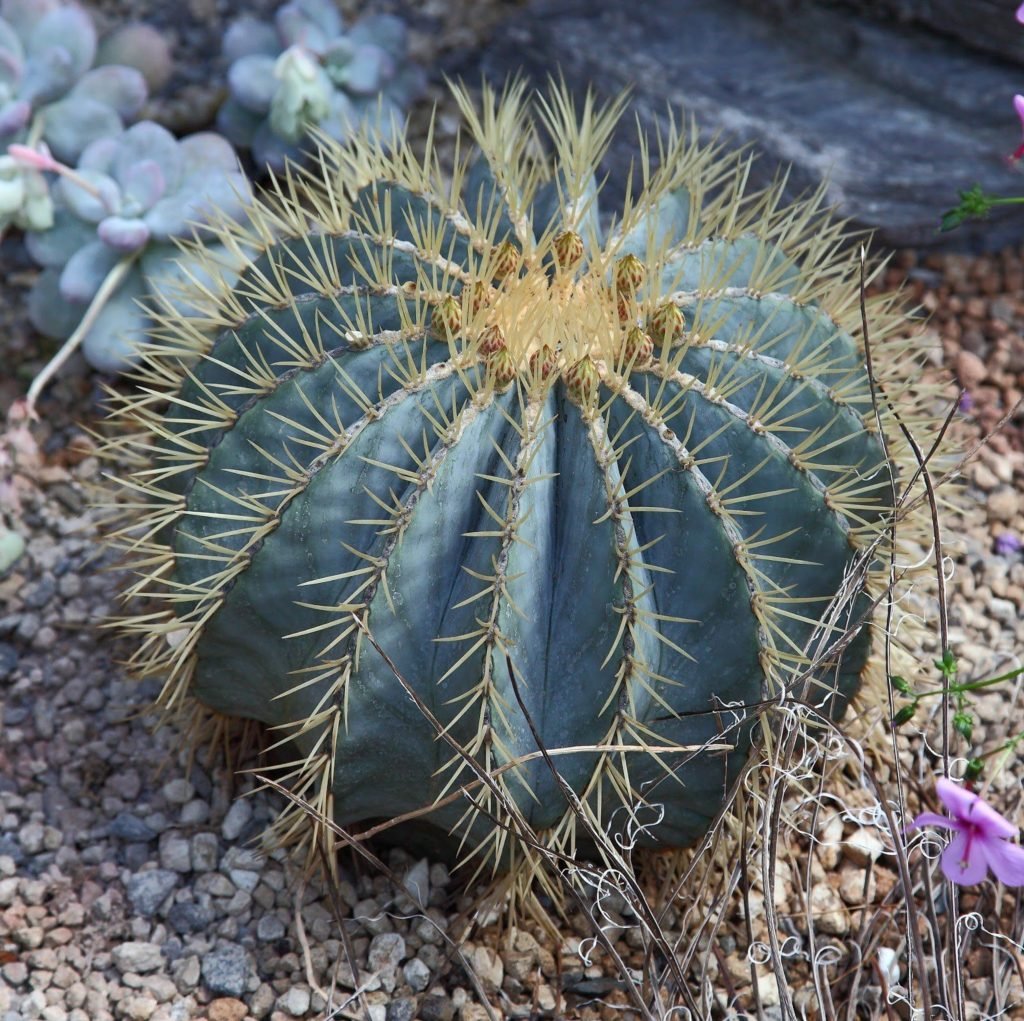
[101,83,942,903]
[0,0,168,164]
[217,0,425,171]
[21,121,251,377]
[0,148,52,232]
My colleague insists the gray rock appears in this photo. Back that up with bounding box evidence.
[112,941,164,973]
[256,913,286,941]
[166,900,214,934]
[479,0,1024,251]
[368,932,407,972]
[17,822,44,855]
[386,998,417,1021]
[402,957,431,992]
[190,833,219,873]
[0,642,18,680]
[220,799,253,841]
[276,987,311,1016]
[419,994,455,1021]
[109,813,156,843]
[161,779,194,805]
[158,832,192,873]
[200,943,253,998]
[105,769,141,801]
[125,869,178,917]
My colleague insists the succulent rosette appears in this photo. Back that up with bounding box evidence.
[217,0,425,171]
[0,0,152,163]
[24,121,252,373]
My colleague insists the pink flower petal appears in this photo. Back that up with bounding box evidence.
[907,811,962,833]
[935,778,979,822]
[940,830,989,885]
[968,797,1019,841]
[1018,3,1024,25]
[981,838,1024,886]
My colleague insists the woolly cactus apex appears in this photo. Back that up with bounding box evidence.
[20,122,251,393]
[101,83,942,891]
[217,3,424,172]
[0,0,150,163]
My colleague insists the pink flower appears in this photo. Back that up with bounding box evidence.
[1018,2,1024,24]
[1013,95,1024,162]
[908,778,1024,885]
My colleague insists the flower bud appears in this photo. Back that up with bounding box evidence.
[963,757,984,783]
[953,711,974,744]
[648,301,685,347]
[529,343,556,380]
[492,239,520,280]
[614,253,645,294]
[469,279,494,314]
[431,294,462,339]
[552,229,584,272]
[889,674,913,696]
[622,326,654,367]
[891,703,917,728]
[565,354,599,407]
[478,323,505,355]
[486,346,517,391]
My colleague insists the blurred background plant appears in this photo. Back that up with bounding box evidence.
[217,0,425,171]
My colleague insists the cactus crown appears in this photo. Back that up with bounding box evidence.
[102,82,936,897]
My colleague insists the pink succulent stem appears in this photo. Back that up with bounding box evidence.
[5,143,105,201]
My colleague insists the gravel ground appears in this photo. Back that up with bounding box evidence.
[1,243,1022,1021]
[2,4,1024,1017]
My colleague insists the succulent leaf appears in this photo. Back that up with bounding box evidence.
[97,213,150,251]
[222,15,279,63]
[68,65,147,120]
[27,264,82,338]
[58,237,120,302]
[24,5,95,100]
[79,265,148,372]
[39,94,123,163]
[227,53,277,114]
[24,119,250,372]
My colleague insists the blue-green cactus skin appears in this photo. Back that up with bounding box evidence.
[108,88,907,868]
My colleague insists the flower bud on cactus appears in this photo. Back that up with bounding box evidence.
[491,237,520,280]
[431,293,461,340]
[614,252,645,294]
[552,228,584,271]
[649,300,685,346]
[529,342,556,380]
[622,325,654,367]
[485,345,517,390]
[101,83,941,887]
[478,322,505,355]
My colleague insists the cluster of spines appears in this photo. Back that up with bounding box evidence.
[98,81,944,876]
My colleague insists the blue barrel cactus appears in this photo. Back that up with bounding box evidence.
[105,85,920,872]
